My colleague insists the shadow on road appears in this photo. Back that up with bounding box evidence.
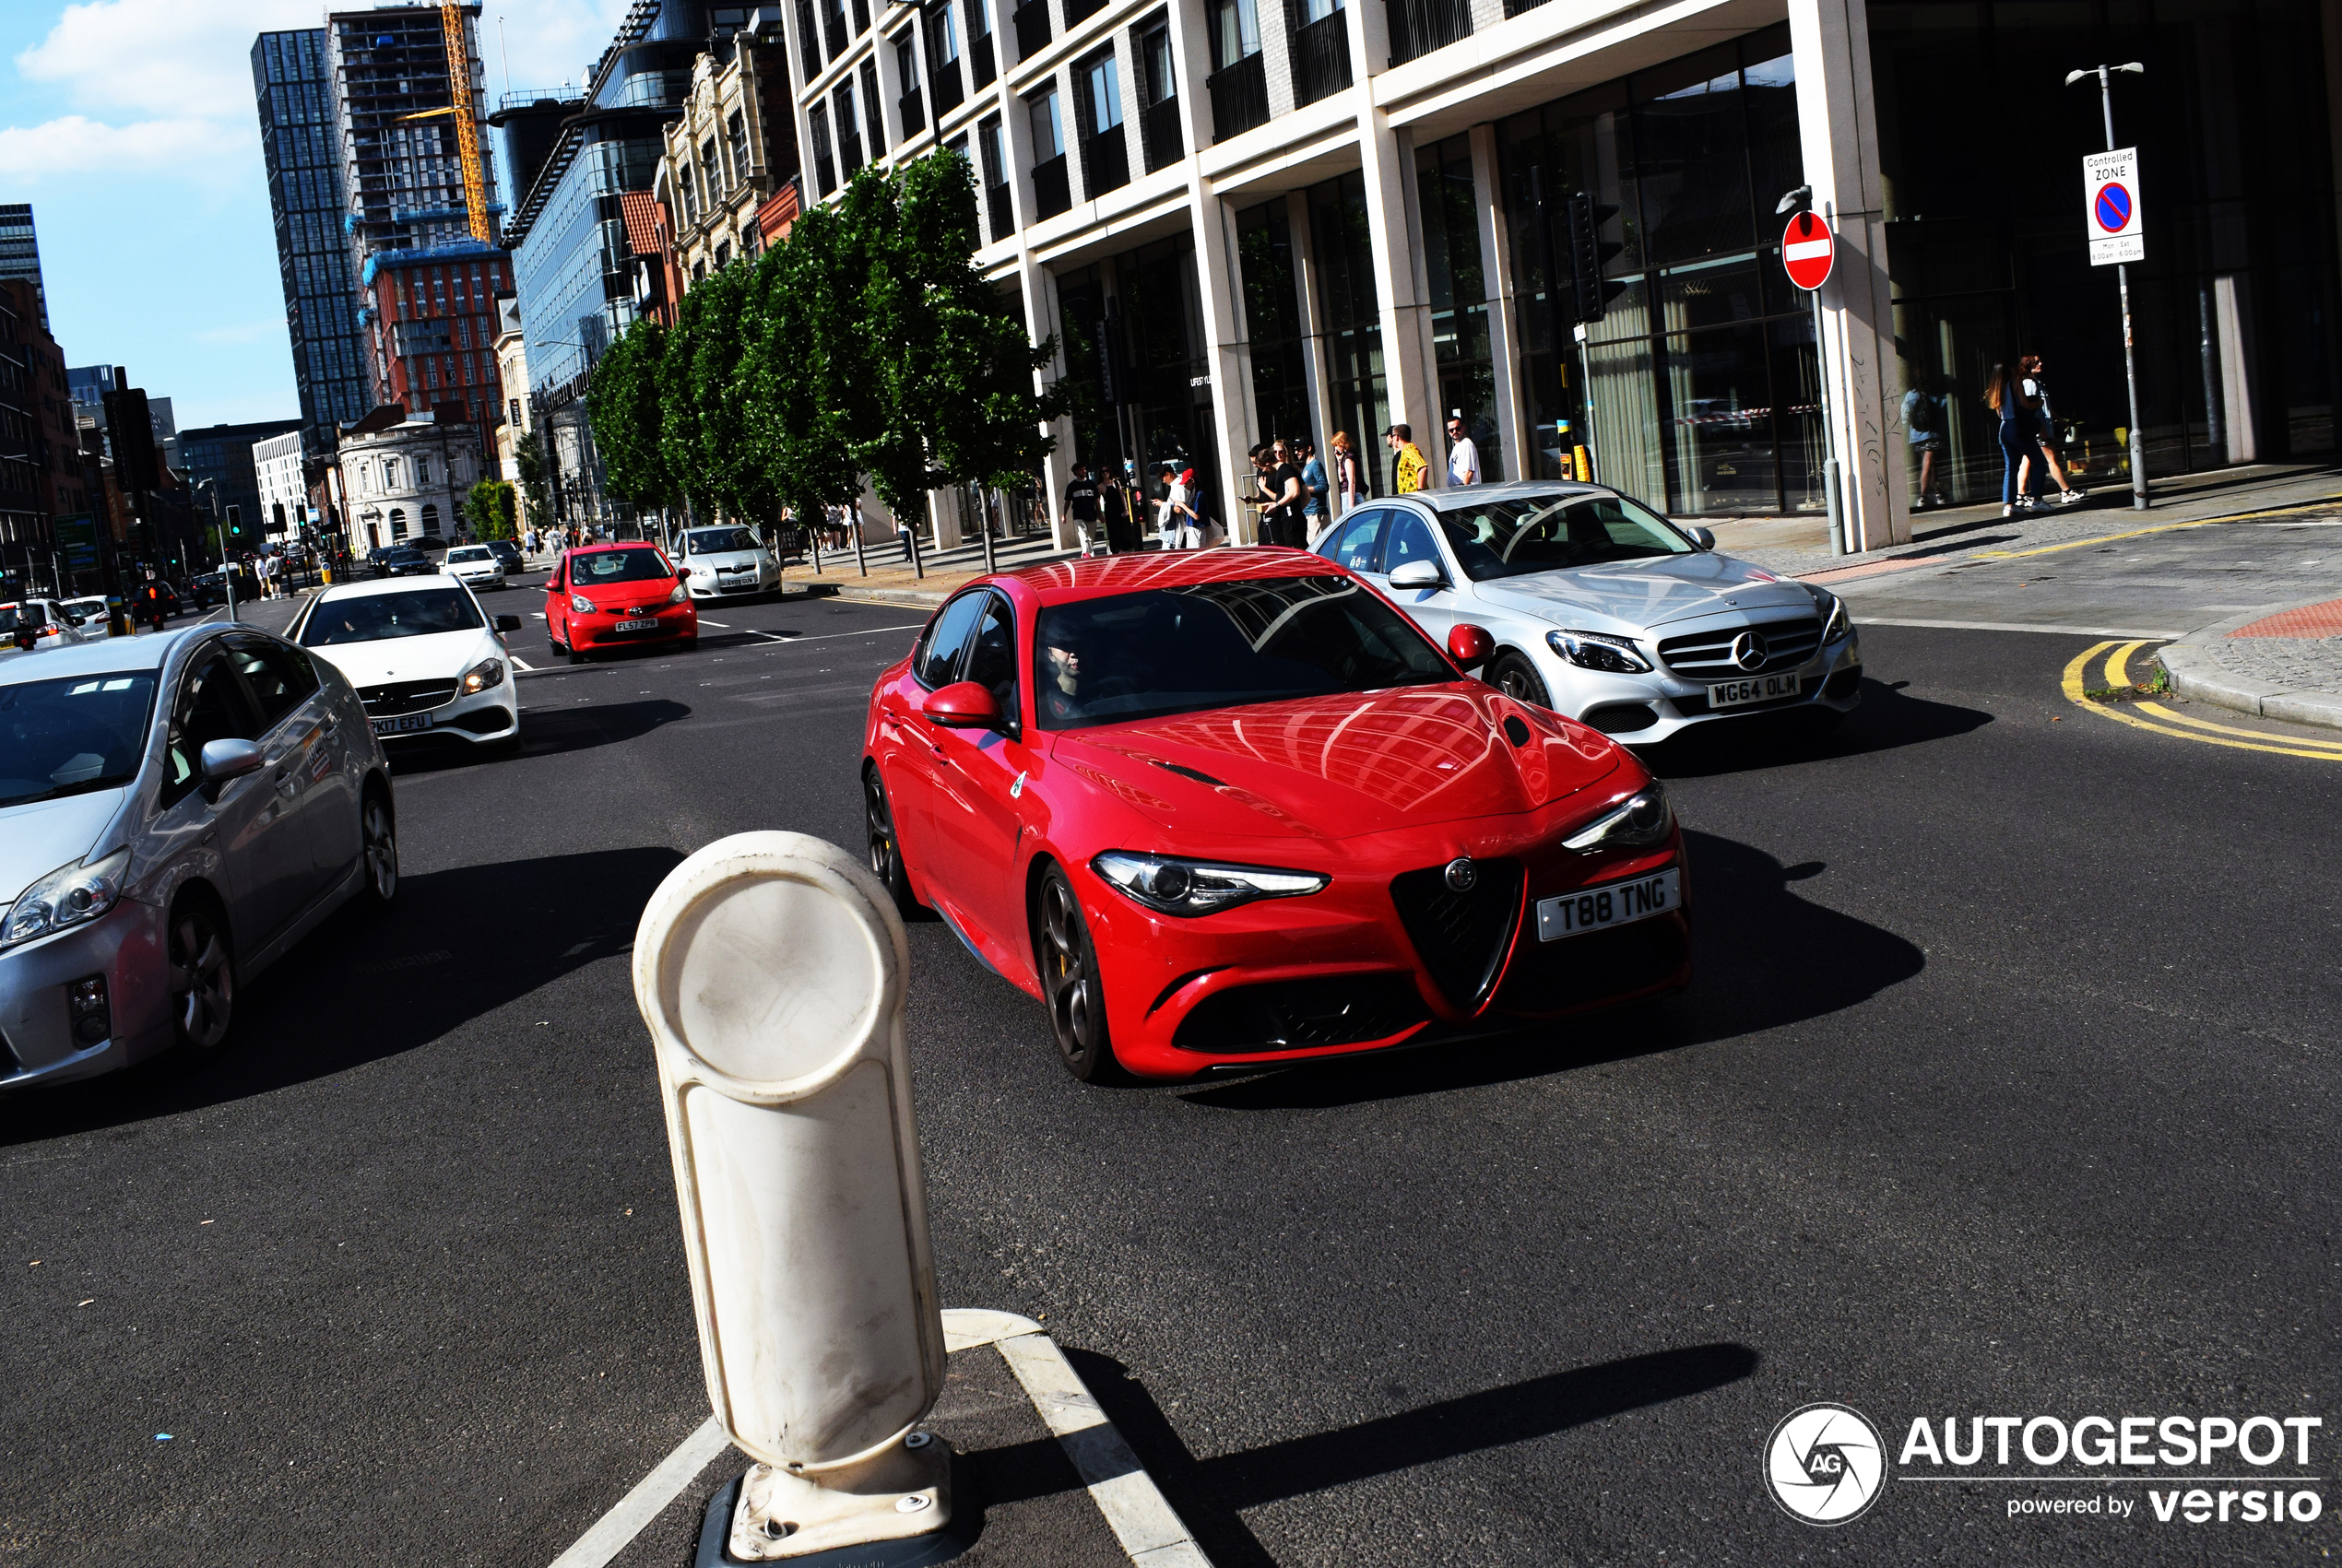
[1014,1342,1760,1568]
[0,845,682,1148]
[1181,831,1922,1110]
[1640,675,1990,780]
[385,698,691,776]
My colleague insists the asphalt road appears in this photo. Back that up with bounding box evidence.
[1,560,2336,1566]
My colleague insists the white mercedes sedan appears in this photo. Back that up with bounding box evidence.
[288,578,525,749]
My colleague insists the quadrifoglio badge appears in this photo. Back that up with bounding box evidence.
[1767,1407,2326,1527]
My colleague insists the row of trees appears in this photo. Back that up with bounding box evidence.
[586,152,1064,531]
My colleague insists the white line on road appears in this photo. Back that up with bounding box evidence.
[742,622,926,644]
[1856,617,2186,638]
[544,1416,731,1568]
[695,619,729,627]
[511,655,536,671]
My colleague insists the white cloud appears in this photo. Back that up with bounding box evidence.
[0,114,247,178]
[17,0,320,120]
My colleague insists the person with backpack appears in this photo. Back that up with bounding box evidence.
[1902,371,1950,510]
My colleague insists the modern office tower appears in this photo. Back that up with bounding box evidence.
[325,6,504,408]
[0,205,46,329]
[254,28,374,450]
[179,419,304,543]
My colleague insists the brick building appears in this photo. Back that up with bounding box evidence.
[361,247,512,444]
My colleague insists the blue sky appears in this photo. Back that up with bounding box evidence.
[0,0,628,431]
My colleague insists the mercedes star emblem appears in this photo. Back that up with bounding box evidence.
[1732,631,1768,672]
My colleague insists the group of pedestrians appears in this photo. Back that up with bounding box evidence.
[1903,355,2088,515]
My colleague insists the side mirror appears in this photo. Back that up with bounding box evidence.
[921,680,1004,730]
[679,566,691,581]
[200,738,266,785]
[1388,558,1445,590]
[1686,525,1716,550]
[494,614,523,631]
[1448,624,1495,670]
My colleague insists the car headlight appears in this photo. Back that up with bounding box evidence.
[1547,629,1653,674]
[1092,850,1327,917]
[570,593,595,614]
[1561,784,1674,853]
[1812,586,1851,642]
[668,582,689,605]
[461,656,505,694]
[1,847,132,949]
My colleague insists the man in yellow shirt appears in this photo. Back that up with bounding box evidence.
[1386,424,1429,493]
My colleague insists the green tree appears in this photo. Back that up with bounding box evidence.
[586,316,673,511]
[514,435,551,530]
[465,478,517,538]
[737,199,875,525]
[661,260,773,525]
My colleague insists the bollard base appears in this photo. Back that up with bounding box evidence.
[702,1434,960,1564]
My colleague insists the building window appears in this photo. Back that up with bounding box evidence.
[702,136,720,200]
[895,32,925,136]
[1415,134,1499,480]
[716,240,732,268]
[965,0,995,86]
[422,502,440,536]
[384,457,402,489]
[810,102,837,195]
[1029,86,1069,218]
[389,505,408,537]
[418,455,432,485]
[1076,50,1127,195]
[859,61,883,153]
[727,110,750,181]
[835,81,864,174]
[1207,0,1267,140]
[979,113,1012,240]
[1137,20,1180,171]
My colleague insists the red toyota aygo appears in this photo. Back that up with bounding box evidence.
[862,548,1689,1084]
[545,542,698,663]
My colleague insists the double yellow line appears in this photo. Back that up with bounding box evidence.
[2061,642,2342,761]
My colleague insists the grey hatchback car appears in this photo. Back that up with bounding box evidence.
[0,625,398,1089]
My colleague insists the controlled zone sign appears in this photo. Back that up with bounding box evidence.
[2085,147,2143,265]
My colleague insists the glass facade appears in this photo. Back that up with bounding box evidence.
[1498,24,1814,516]
[1416,133,1500,481]
[254,29,373,448]
[1236,202,1311,447]
[1309,171,1391,495]
[1872,0,2337,505]
[0,204,45,329]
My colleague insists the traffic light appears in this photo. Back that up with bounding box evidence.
[1563,192,1627,324]
[226,504,243,539]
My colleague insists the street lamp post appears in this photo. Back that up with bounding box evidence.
[196,479,237,623]
[2066,62,2150,512]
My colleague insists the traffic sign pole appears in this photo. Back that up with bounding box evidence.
[1780,207,1847,553]
[2081,65,2151,511]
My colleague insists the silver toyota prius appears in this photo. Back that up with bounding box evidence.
[1317,481,1862,743]
[0,625,398,1089]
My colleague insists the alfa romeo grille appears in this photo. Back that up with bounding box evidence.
[1390,860,1524,1011]
[1657,616,1823,679]
[358,678,459,716]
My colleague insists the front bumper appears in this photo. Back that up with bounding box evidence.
[574,601,696,649]
[0,899,172,1090]
[1080,814,1691,1082]
[1546,627,1863,743]
[448,571,506,591]
[686,565,779,598]
[372,682,520,744]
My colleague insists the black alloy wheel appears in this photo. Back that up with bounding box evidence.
[863,767,923,917]
[361,788,399,905]
[167,899,236,1052]
[1035,867,1121,1084]
[1486,651,1553,709]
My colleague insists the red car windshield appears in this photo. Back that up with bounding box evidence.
[570,548,674,586]
[1031,575,1452,730]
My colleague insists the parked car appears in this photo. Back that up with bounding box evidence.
[677,525,781,600]
[1,598,99,651]
[0,625,398,1087]
[184,571,230,609]
[368,546,432,579]
[289,578,525,749]
[544,544,697,664]
[483,538,525,577]
[1316,481,1862,744]
[862,548,1689,1084]
[440,543,507,593]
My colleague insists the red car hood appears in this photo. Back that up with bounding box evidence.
[572,579,678,609]
[1047,684,1624,843]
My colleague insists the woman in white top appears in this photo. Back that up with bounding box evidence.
[2015,353,2086,505]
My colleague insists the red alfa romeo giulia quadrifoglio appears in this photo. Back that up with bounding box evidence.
[861,548,1689,1083]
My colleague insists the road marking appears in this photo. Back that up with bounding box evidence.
[532,612,546,619]
[1974,498,2342,562]
[735,622,925,645]
[1859,616,2187,638]
[543,1416,731,1568]
[2133,700,2342,751]
[2061,641,2342,760]
[511,655,536,671]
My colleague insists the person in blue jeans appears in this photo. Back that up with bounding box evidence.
[1298,438,1329,543]
[1985,363,2040,516]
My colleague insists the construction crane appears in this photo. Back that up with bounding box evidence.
[396,3,492,246]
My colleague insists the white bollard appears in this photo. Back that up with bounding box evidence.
[633,831,954,1562]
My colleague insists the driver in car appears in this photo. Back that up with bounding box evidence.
[1040,639,1086,726]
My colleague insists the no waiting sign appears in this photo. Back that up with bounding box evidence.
[2085,147,2143,266]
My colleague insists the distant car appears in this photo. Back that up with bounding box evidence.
[60,596,112,633]
[369,546,432,579]
[289,578,526,749]
[678,525,781,600]
[1,599,97,651]
[1318,482,1862,744]
[185,572,229,609]
[0,624,398,1087]
[440,544,507,593]
[544,544,697,664]
[483,538,525,577]
[407,534,450,554]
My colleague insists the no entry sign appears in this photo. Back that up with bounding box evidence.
[1780,210,1835,291]
[2084,147,2144,265]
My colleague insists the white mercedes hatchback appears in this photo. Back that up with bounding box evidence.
[676,525,780,600]
[288,577,526,749]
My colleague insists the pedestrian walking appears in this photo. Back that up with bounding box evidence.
[1329,430,1365,514]
[1902,371,1950,509]
[1065,462,1101,557]
[1258,439,1305,547]
[1153,463,1183,550]
[1984,364,2040,517]
[1444,416,1481,487]
[1101,464,1134,554]
[1387,424,1429,494]
[1299,439,1330,544]
[2015,354,2086,507]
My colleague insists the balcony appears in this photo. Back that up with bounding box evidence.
[839,128,865,177]
[1062,0,1104,21]
[899,86,925,136]
[1206,53,1269,142]
[1290,10,1352,105]
[931,59,964,115]
[822,2,847,61]
[1012,0,1051,58]
[987,178,1014,241]
[1501,0,1547,14]
[971,31,996,86]
[1388,0,1470,63]
[1033,153,1071,217]
[1081,124,1128,197]
[1141,95,1182,171]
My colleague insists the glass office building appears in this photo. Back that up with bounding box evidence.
[254,29,374,450]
